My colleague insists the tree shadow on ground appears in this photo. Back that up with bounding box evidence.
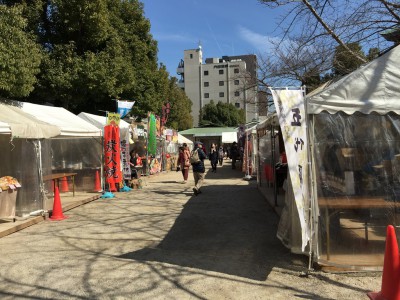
[118,181,299,281]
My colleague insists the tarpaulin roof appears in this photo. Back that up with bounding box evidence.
[21,103,102,137]
[0,121,11,134]
[307,45,400,115]
[77,112,130,129]
[178,133,193,145]
[222,132,237,143]
[179,127,237,137]
[0,103,60,138]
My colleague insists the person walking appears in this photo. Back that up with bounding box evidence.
[230,141,239,169]
[209,143,218,173]
[191,141,207,195]
[177,143,190,183]
[218,145,224,166]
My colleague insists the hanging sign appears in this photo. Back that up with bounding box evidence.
[270,88,309,251]
[107,113,120,126]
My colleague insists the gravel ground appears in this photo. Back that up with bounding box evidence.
[0,162,382,299]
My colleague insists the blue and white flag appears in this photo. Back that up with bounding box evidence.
[117,100,135,118]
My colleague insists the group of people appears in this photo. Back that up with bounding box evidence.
[177,141,237,196]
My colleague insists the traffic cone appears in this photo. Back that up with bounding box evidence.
[94,170,102,192]
[60,176,69,192]
[49,186,68,221]
[368,225,400,300]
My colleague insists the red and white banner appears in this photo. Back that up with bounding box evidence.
[270,88,309,251]
[104,125,122,192]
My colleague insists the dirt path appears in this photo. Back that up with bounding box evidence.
[0,162,381,299]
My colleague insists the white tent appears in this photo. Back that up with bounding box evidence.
[77,112,130,130]
[0,102,103,216]
[308,45,400,114]
[0,121,11,134]
[178,133,193,146]
[222,132,237,143]
[304,45,400,269]
[21,103,102,137]
[0,103,60,138]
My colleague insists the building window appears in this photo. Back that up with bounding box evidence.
[204,93,209,98]
[204,82,209,87]
[234,68,239,73]
[234,91,240,96]
[219,92,224,97]
[219,81,224,86]
[235,103,240,108]
[219,69,224,75]
[234,80,239,85]
[204,70,209,76]
[190,54,193,59]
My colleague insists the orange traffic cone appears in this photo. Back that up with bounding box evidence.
[60,176,69,192]
[368,225,400,300]
[50,186,68,221]
[94,170,102,192]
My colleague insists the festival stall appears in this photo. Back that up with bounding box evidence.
[78,112,132,184]
[264,45,400,270]
[0,101,61,217]
[20,103,103,197]
[306,45,400,269]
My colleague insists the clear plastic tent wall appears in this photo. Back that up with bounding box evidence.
[307,45,400,269]
[310,112,400,268]
[46,137,103,193]
[0,135,51,215]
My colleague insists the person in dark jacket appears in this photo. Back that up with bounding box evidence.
[209,143,218,172]
[191,141,207,195]
[230,142,239,169]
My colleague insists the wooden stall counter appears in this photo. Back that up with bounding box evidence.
[43,172,77,197]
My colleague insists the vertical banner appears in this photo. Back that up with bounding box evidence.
[104,125,122,192]
[120,128,131,180]
[148,114,157,156]
[117,100,135,118]
[270,88,309,251]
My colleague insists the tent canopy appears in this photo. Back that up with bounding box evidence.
[0,103,60,138]
[179,127,237,137]
[0,121,11,134]
[21,103,102,137]
[307,45,400,115]
[77,112,130,129]
[222,132,237,143]
[178,133,193,145]
[78,112,129,129]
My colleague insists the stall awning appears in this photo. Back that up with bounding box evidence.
[179,127,237,137]
[0,103,61,139]
[222,132,237,143]
[178,133,193,145]
[21,103,102,137]
[307,44,400,115]
[77,112,130,130]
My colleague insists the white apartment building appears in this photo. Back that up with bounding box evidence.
[177,46,258,127]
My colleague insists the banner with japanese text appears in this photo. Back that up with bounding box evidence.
[104,125,122,192]
[120,128,131,180]
[270,88,310,251]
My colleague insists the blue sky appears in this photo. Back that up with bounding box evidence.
[141,0,287,76]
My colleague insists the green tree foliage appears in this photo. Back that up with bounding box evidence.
[333,43,367,77]
[199,100,245,127]
[1,0,162,117]
[0,5,42,98]
[167,77,193,130]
